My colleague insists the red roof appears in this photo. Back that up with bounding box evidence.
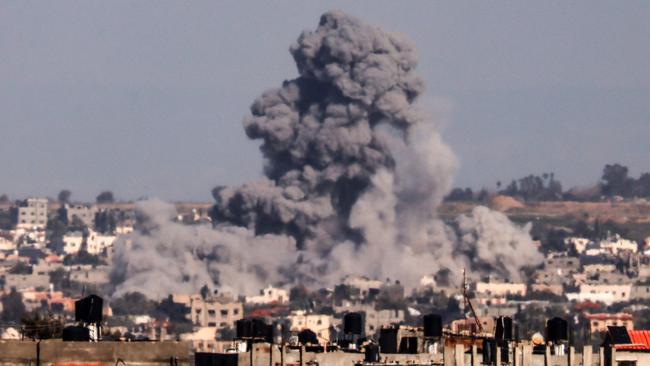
[617,330,650,351]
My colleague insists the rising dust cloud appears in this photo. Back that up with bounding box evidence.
[110,10,543,299]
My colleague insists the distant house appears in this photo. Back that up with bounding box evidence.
[475,281,527,297]
[246,286,288,305]
[569,283,632,305]
[583,312,634,334]
[16,198,48,230]
[189,294,243,329]
[603,327,650,366]
[564,237,592,254]
[288,310,332,344]
[600,234,638,255]
[64,203,97,229]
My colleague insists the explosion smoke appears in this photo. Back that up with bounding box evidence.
[110,11,542,299]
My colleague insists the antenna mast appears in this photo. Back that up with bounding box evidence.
[462,269,483,334]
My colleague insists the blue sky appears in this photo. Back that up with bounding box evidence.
[1,1,648,201]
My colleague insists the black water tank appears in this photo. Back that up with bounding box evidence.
[298,329,319,345]
[236,319,251,338]
[344,312,363,335]
[365,343,380,362]
[482,339,494,364]
[75,294,103,323]
[379,328,398,354]
[423,314,443,338]
[62,326,90,341]
[398,336,418,354]
[547,317,568,343]
[500,341,510,363]
[251,318,272,341]
[195,353,238,366]
[495,316,513,340]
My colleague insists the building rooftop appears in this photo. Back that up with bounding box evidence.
[616,330,650,351]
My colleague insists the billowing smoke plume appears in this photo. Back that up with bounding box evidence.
[110,11,542,299]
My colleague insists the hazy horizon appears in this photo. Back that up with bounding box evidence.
[1,1,648,201]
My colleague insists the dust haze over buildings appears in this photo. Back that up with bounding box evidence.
[109,11,543,299]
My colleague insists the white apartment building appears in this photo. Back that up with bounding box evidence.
[16,198,48,230]
[62,230,116,255]
[86,231,116,255]
[246,286,288,305]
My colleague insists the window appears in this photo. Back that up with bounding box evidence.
[208,322,216,327]
[208,310,216,316]
[221,310,228,316]
[234,309,239,315]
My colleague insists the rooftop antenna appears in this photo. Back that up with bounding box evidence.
[462,268,483,334]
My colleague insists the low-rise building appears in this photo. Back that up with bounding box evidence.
[631,283,650,301]
[570,283,632,305]
[600,234,638,254]
[288,310,332,344]
[189,294,243,329]
[333,303,405,336]
[65,204,97,229]
[63,232,84,255]
[564,237,592,254]
[69,265,110,285]
[582,257,617,275]
[16,198,48,230]
[0,235,16,251]
[86,231,116,255]
[475,281,527,297]
[343,276,382,300]
[246,286,288,305]
[3,273,50,291]
[583,312,633,334]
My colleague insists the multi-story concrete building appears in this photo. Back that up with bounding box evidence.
[3,273,50,291]
[288,310,332,344]
[570,283,633,305]
[69,265,110,285]
[16,198,48,230]
[583,312,633,333]
[343,276,383,300]
[65,204,97,229]
[475,281,527,297]
[332,303,405,336]
[600,234,638,254]
[189,294,243,329]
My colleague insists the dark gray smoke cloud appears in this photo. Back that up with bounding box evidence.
[110,10,542,298]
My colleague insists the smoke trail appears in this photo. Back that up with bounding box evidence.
[110,10,542,298]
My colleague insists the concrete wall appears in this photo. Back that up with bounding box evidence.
[0,340,191,366]
[233,344,619,366]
